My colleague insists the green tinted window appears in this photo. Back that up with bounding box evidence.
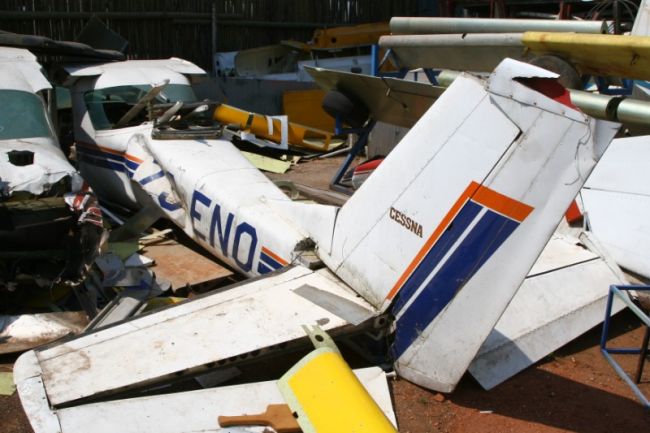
[0,90,53,140]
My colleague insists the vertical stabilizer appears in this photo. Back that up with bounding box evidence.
[320,59,619,391]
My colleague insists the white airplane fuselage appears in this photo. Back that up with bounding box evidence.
[69,61,334,277]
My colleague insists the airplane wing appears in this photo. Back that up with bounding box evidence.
[381,22,650,83]
[14,266,379,410]
[15,354,393,433]
[379,32,530,71]
[0,31,124,61]
[305,66,443,128]
[522,32,650,81]
[380,16,605,72]
[581,135,650,279]
[469,232,627,389]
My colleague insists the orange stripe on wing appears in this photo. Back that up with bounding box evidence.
[261,247,289,266]
[472,185,533,222]
[385,181,481,301]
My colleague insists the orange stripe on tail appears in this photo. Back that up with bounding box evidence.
[472,185,534,223]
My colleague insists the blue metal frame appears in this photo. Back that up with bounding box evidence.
[600,284,650,409]
[329,119,376,194]
[594,77,634,95]
[330,44,439,194]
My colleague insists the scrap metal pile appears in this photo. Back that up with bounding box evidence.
[3,3,650,432]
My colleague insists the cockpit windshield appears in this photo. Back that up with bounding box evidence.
[84,84,198,130]
[0,90,54,141]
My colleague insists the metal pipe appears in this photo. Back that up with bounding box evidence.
[612,286,650,328]
[634,326,649,383]
[600,285,650,409]
[601,349,650,408]
[600,287,616,350]
[435,69,650,126]
[379,33,524,48]
[390,17,607,35]
[566,90,621,120]
[616,98,650,125]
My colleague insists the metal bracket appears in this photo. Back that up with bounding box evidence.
[329,119,376,195]
[600,284,650,409]
[301,324,340,354]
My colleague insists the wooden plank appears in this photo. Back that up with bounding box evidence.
[142,239,233,292]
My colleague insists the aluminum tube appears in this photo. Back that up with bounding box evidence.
[550,90,650,127]
[436,70,650,126]
[615,98,650,125]
[566,90,620,120]
[379,33,524,48]
[436,70,615,120]
[390,17,607,35]
[379,34,528,71]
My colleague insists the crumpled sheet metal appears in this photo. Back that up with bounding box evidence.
[0,312,89,355]
[0,138,81,196]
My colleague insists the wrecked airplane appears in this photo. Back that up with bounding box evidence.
[0,47,103,316]
[13,57,622,432]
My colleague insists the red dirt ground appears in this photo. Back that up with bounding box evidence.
[391,310,650,433]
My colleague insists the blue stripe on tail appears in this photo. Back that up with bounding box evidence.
[391,203,520,359]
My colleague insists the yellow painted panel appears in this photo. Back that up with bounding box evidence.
[283,89,335,132]
[234,44,295,76]
[311,22,390,50]
[523,32,650,80]
[279,348,397,433]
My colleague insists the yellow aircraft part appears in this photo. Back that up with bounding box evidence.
[143,296,186,312]
[523,32,650,81]
[214,103,333,151]
[283,89,335,132]
[311,22,390,50]
[278,347,397,433]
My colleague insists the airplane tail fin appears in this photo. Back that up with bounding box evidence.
[317,58,619,391]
